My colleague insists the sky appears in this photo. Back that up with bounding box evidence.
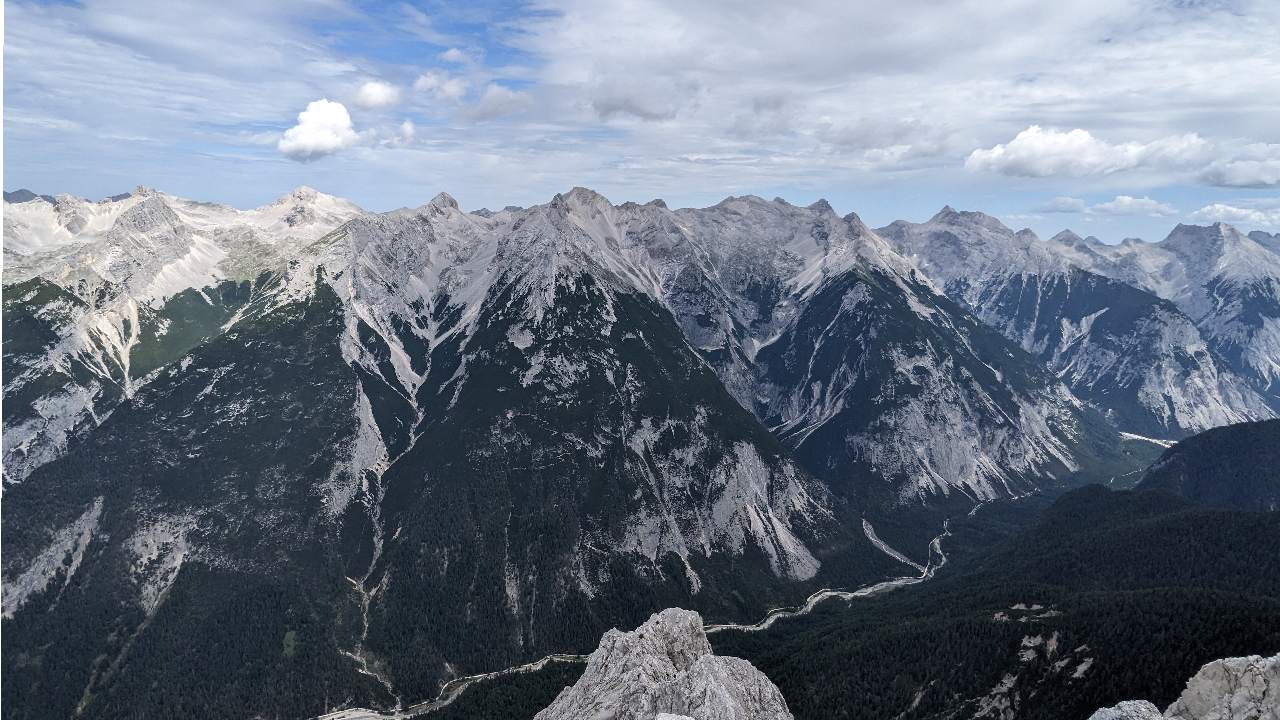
[4,0,1280,242]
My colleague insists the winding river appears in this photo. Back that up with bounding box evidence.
[315,520,951,719]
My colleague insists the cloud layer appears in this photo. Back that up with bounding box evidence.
[4,0,1280,241]
[1038,194,1179,217]
[968,126,1280,189]
[965,126,1208,178]
[1191,201,1280,228]
[1200,146,1280,188]
[1090,195,1177,217]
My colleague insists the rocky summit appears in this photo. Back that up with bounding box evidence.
[1089,654,1279,720]
[534,608,793,720]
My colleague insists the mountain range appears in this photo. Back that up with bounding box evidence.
[878,209,1278,437]
[3,186,1278,719]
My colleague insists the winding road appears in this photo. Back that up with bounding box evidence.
[314,519,951,719]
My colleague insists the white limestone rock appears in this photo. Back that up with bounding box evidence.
[1090,701,1164,720]
[534,608,793,720]
[1088,654,1279,720]
[1165,654,1279,720]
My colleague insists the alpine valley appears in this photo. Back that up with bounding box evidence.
[3,186,1279,720]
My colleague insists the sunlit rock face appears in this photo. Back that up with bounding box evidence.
[534,608,794,720]
[1088,654,1280,720]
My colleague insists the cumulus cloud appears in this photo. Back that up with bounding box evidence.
[1034,194,1177,216]
[399,119,416,143]
[970,126,1280,194]
[467,84,530,121]
[277,99,359,161]
[1037,196,1088,213]
[1190,202,1280,228]
[354,80,401,109]
[8,0,1280,224]
[589,76,691,121]
[439,47,468,64]
[414,71,469,101]
[965,126,1209,178]
[1089,195,1177,217]
[1199,145,1280,188]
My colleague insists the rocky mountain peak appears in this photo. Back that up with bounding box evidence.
[1088,653,1278,720]
[277,185,322,202]
[927,205,1011,233]
[1159,222,1266,263]
[534,608,794,720]
[1165,653,1278,719]
[111,192,183,234]
[1159,220,1280,285]
[807,198,835,214]
[1249,230,1279,253]
[3,188,50,204]
[426,191,460,212]
[266,185,359,213]
[1163,221,1232,247]
[246,186,363,235]
[878,204,1066,287]
[555,185,611,210]
[842,209,871,234]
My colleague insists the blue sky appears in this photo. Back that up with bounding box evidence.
[5,0,1279,241]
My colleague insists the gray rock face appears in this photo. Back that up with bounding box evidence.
[1165,654,1279,720]
[1054,223,1280,406]
[1089,654,1279,720]
[534,608,793,720]
[878,210,1277,438]
[1090,701,1165,720]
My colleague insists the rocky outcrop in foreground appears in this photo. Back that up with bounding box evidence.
[533,608,793,720]
[1089,654,1278,720]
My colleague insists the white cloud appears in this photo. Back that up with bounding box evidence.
[965,126,1208,178]
[1037,196,1088,213]
[1199,145,1280,187]
[414,71,469,101]
[589,76,689,121]
[506,0,1278,190]
[1089,195,1177,217]
[278,99,360,161]
[467,84,530,121]
[8,0,1280,228]
[440,47,468,63]
[970,127,1280,191]
[369,118,418,149]
[1190,201,1280,228]
[1034,194,1176,216]
[354,80,401,110]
